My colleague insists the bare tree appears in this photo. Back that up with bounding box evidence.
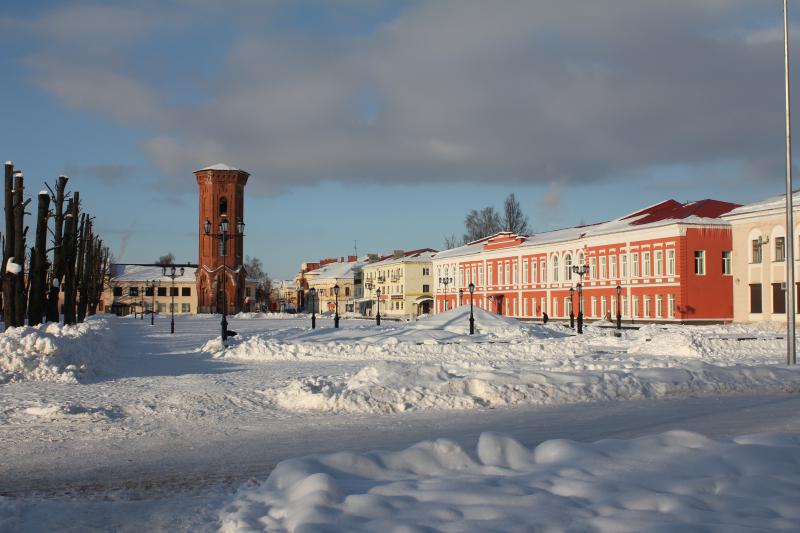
[463,207,501,244]
[244,255,272,309]
[502,193,530,235]
[443,234,460,249]
[157,253,175,266]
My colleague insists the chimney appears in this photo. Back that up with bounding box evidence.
[347,255,357,262]
[340,256,344,263]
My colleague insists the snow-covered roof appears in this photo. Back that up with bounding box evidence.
[196,163,241,172]
[435,199,740,260]
[723,189,800,218]
[110,264,197,283]
[307,257,368,281]
[363,249,437,268]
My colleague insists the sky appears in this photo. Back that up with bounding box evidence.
[1,0,799,279]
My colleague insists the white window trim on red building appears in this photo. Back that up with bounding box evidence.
[432,199,739,323]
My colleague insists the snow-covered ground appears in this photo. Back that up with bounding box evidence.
[1,309,800,531]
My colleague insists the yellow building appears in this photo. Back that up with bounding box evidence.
[103,264,198,316]
[361,249,436,319]
[305,258,362,314]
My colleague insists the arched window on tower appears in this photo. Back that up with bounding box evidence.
[219,196,228,216]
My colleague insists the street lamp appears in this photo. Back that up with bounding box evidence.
[333,284,340,328]
[162,265,185,334]
[376,288,382,326]
[140,286,145,320]
[616,284,622,330]
[459,288,463,306]
[468,282,475,335]
[147,279,160,325]
[439,276,452,311]
[203,215,245,344]
[569,287,575,329]
[309,287,317,329]
[572,264,590,335]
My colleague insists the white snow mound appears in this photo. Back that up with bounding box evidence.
[410,305,527,337]
[0,318,115,383]
[219,430,800,532]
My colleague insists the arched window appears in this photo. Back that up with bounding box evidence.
[553,255,559,282]
[565,254,573,280]
[219,196,228,215]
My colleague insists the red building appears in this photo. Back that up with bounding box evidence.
[195,164,249,314]
[432,199,740,323]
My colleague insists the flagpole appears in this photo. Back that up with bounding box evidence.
[784,0,796,365]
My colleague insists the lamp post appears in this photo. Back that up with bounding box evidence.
[376,288,382,326]
[162,265,185,334]
[309,287,317,329]
[148,280,160,326]
[203,216,245,344]
[569,287,575,329]
[439,276,452,311]
[140,286,145,320]
[459,288,463,306]
[572,264,589,335]
[468,282,475,335]
[616,284,622,330]
[333,284,340,328]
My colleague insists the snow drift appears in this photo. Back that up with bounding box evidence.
[0,318,114,383]
[219,430,800,532]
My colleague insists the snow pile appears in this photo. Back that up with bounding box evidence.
[411,305,530,337]
[219,430,800,532]
[0,318,115,383]
[265,360,800,414]
[233,312,308,320]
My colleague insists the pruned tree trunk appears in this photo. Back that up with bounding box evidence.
[12,171,27,327]
[62,195,79,325]
[27,191,49,326]
[77,217,91,323]
[2,162,15,329]
[46,175,68,323]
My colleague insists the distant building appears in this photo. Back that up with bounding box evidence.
[270,280,299,312]
[432,199,740,323]
[722,191,800,322]
[103,264,198,316]
[361,249,436,318]
[305,256,362,314]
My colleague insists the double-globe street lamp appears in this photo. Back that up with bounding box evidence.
[616,284,622,330]
[468,282,475,335]
[569,287,575,329]
[147,279,161,326]
[333,284,340,328]
[309,287,317,329]
[203,216,245,344]
[375,288,382,326]
[571,264,589,334]
[162,265,185,334]
[439,276,452,312]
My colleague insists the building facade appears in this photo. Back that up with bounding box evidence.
[270,280,299,312]
[722,192,800,322]
[103,264,198,315]
[432,199,739,323]
[361,249,436,318]
[305,256,362,314]
[195,164,249,314]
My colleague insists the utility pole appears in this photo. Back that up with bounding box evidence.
[784,0,796,365]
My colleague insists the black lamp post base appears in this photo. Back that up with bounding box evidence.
[171,320,175,334]
[577,313,584,334]
[376,314,381,326]
[334,315,340,328]
[311,315,316,329]
[221,316,228,342]
[570,313,575,329]
[469,315,474,335]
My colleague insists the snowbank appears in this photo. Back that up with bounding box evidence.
[233,312,309,320]
[265,360,800,414]
[0,318,115,383]
[410,304,531,337]
[219,430,800,532]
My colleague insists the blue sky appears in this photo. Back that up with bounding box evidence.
[0,1,798,279]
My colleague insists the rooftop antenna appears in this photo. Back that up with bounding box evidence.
[354,240,358,258]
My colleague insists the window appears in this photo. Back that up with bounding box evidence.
[622,254,628,278]
[488,265,493,285]
[541,260,547,282]
[632,296,639,318]
[422,267,430,276]
[776,237,786,262]
[553,256,559,282]
[129,287,139,297]
[772,283,787,314]
[632,253,639,277]
[345,287,350,296]
[513,263,518,284]
[622,295,628,317]
[157,287,167,297]
[611,255,618,278]
[523,261,529,284]
[656,295,663,318]
[752,239,762,263]
[667,249,675,276]
[423,284,430,292]
[750,283,762,314]
[610,296,616,317]
[219,196,228,215]
[590,257,597,279]
[591,296,597,317]
[552,298,558,317]
[643,252,651,277]
[145,287,154,297]
[113,287,122,297]
[668,294,675,318]
[565,297,572,316]
[504,263,510,285]
[694,251,706,275]
[531,261,538,284]
[169,287,177,297]
[157,303,166,313]
[601,296,607,317]
[181,303,191,313]
[182,287,191,297]
[722,251,732,275]
[600,256,607,279]
[169,303,177,312]
[655,251,663,276]
[644,296,651,318]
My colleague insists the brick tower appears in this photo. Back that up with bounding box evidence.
[194,164,249,314]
